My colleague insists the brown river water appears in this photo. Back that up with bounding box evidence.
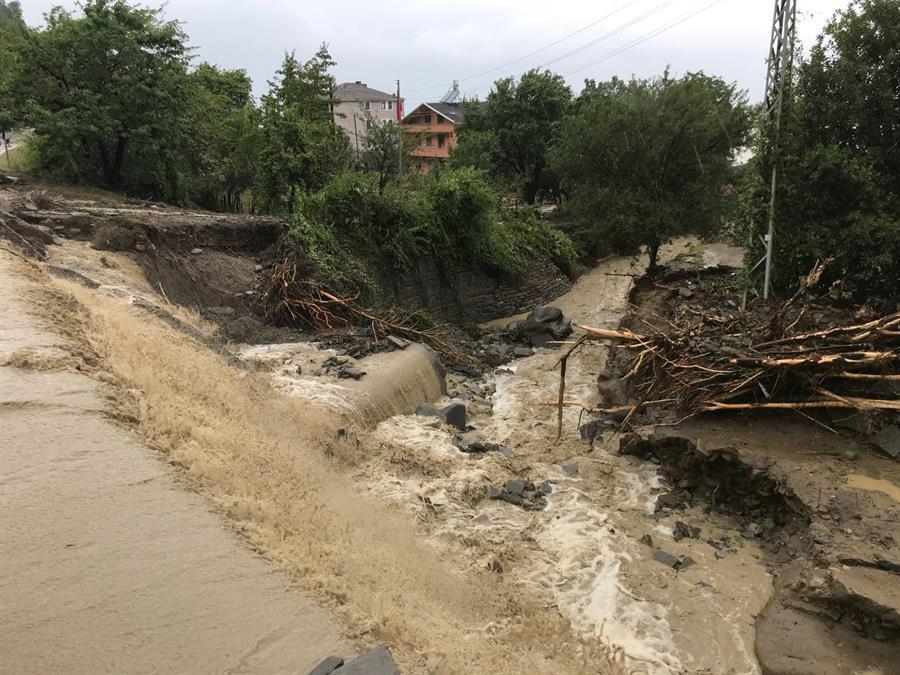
[3,235,776,674]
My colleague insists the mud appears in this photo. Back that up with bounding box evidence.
[5,180,898,674]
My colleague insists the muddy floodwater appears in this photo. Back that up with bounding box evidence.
[5,214,896,674]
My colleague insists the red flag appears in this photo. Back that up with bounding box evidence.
[396,81,403,122]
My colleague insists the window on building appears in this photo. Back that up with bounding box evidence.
[437,133,446,148]
[388,100,393,110]
[422,114,431,124]
[426,135,433,146]
[364,101,370,111]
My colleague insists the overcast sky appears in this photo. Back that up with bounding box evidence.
[20,0,850,103]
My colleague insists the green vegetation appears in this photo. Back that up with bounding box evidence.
[550,72,750,271]
[3,0,894,304]
[289,166,576,292]
[746,0,900,303]
[452,70,571,204]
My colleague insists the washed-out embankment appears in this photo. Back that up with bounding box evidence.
[1,186,626,672]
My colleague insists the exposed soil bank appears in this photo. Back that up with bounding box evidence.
[0,249,352,673]
[604,266,900,674]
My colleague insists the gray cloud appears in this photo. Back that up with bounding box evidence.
[20,0,848,104]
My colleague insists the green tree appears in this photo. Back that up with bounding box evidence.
[256,45,351,213]
[453,70,571,204]
[0,1,26,137]
[752,0,900,302]
[357,119,424,191]
[186,63,260,211]
[6,0,190,194]
[551,72,750,271]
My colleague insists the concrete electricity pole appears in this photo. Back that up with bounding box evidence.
[761,0,798,299]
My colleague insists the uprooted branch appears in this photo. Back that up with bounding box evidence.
[554,274,898,429]
[262,256,477,367]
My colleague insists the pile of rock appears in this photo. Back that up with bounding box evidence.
[322,355,366,380]
[487,479,552,511]
[474,305,573,366]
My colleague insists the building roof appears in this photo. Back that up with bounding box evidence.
[335,81,396,103]
[402,101,477,125]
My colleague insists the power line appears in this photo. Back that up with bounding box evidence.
[563,0,730,77]
[538,0,680,69]
[461,0,715,99]
[403,0,643,94]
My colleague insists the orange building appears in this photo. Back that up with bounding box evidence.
[401,102,466,172]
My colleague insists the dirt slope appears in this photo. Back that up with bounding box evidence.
[0,247,353,673]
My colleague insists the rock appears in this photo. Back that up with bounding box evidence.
[190,247,203,254]
[842,451,858,461]
[336,365,365,380]
[579,418,606,442]
[678,287,694,298]
[673,520,701,541]
[0,172,18,184]
[653,549,680,568]
[653,549,695,572]
[416,403,441,419]
[332,645,400,674]
[504,479,529,496]
[504,305,573,347]
[655,491,689,512]
[538,480,553,495]
[208,306,235,316]
[469,398,492,415]
[440,402,467,430]
[640,534,654,547]
[486,485,502,499]
[308,655,344,675]
[462,440,510,455]
[676,556,696,571]
[253,264,263,272]
[513,346,534,358]
[872,424,900,460]
[531,306,563,323]
[387,335,410,350]
[560,463,579,477]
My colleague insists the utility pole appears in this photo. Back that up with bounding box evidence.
[396,80,403,186]
[760,0,798,299]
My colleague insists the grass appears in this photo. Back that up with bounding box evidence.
[3,141,35,174]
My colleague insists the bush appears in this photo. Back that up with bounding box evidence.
[289,166,579,293]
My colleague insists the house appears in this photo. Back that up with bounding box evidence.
[333,81,402,152]
[400,102,467,172]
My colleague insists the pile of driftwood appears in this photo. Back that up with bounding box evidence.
[555,269,899,433]
[262,257,475,366]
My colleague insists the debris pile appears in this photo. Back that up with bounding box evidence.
[263,256,476,367]
[555,264,899,429]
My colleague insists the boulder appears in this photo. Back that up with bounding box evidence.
[333,646,400,674]
[872,424,900,460]
[309,655,344,675]
[440,402,467,430]
[415,402,466,430]
[505,305,572,347]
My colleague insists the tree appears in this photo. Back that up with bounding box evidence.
[0,1,25,136]
[256,45,351,213]
[551,72,750,271]
[453,70,571,204]
[6,0,190,195]
[752,0,900,302]
[357,119,421,191]
[186,63,260,211]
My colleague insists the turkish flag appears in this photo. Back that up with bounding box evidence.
[396,83,403,122]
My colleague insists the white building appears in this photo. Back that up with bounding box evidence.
[333,81,402,152]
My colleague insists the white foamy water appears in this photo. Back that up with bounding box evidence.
[527,488,683,674]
